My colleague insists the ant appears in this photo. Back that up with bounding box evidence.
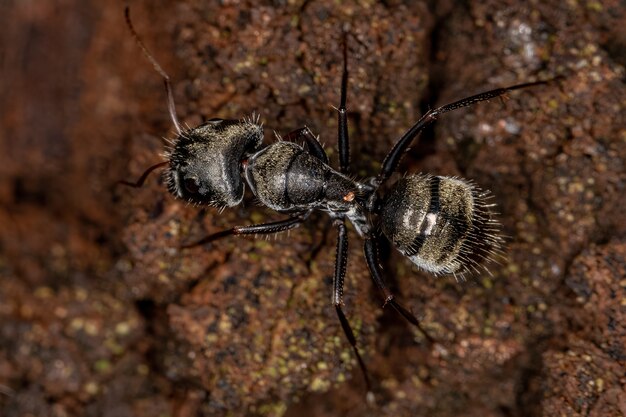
[121,7,552,395]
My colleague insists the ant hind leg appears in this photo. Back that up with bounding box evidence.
[282,127,328,164]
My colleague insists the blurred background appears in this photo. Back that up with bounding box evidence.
[0,0,624,416]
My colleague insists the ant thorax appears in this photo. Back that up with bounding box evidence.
[244,141,363,215]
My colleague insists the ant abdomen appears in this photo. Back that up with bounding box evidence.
[380,174,502,277]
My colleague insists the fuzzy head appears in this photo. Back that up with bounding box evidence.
[166,118,263,207]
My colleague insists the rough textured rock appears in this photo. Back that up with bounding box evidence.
[0,0,624,416]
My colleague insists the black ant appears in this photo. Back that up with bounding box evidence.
[121,7,552,395]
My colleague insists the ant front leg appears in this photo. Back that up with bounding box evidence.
[181,211,311,248]
[282,127,328,164]
[363,236,434,344]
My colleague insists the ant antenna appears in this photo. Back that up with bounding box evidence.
[118,161,169,188]
[124,6,183,136]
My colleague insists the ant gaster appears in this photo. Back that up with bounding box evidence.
[122,7,551,394]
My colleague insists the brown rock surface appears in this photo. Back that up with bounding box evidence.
[0,1,624,416]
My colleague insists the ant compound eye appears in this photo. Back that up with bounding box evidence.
[183,177,200,194]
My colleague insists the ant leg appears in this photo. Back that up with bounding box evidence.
[377,79,553,185]
[363,236,434,343]
[282,127,329,164]
[118,161,168,188]
[181,211,311,248]
[337,30,349,173]
[332,220,372,392]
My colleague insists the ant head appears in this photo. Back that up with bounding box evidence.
[165,117,263,207]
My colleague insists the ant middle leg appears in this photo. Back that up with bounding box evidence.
[181,211,312,248]
[332,219,372,393]
[337,30,350,173]
[363,236,435,344]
